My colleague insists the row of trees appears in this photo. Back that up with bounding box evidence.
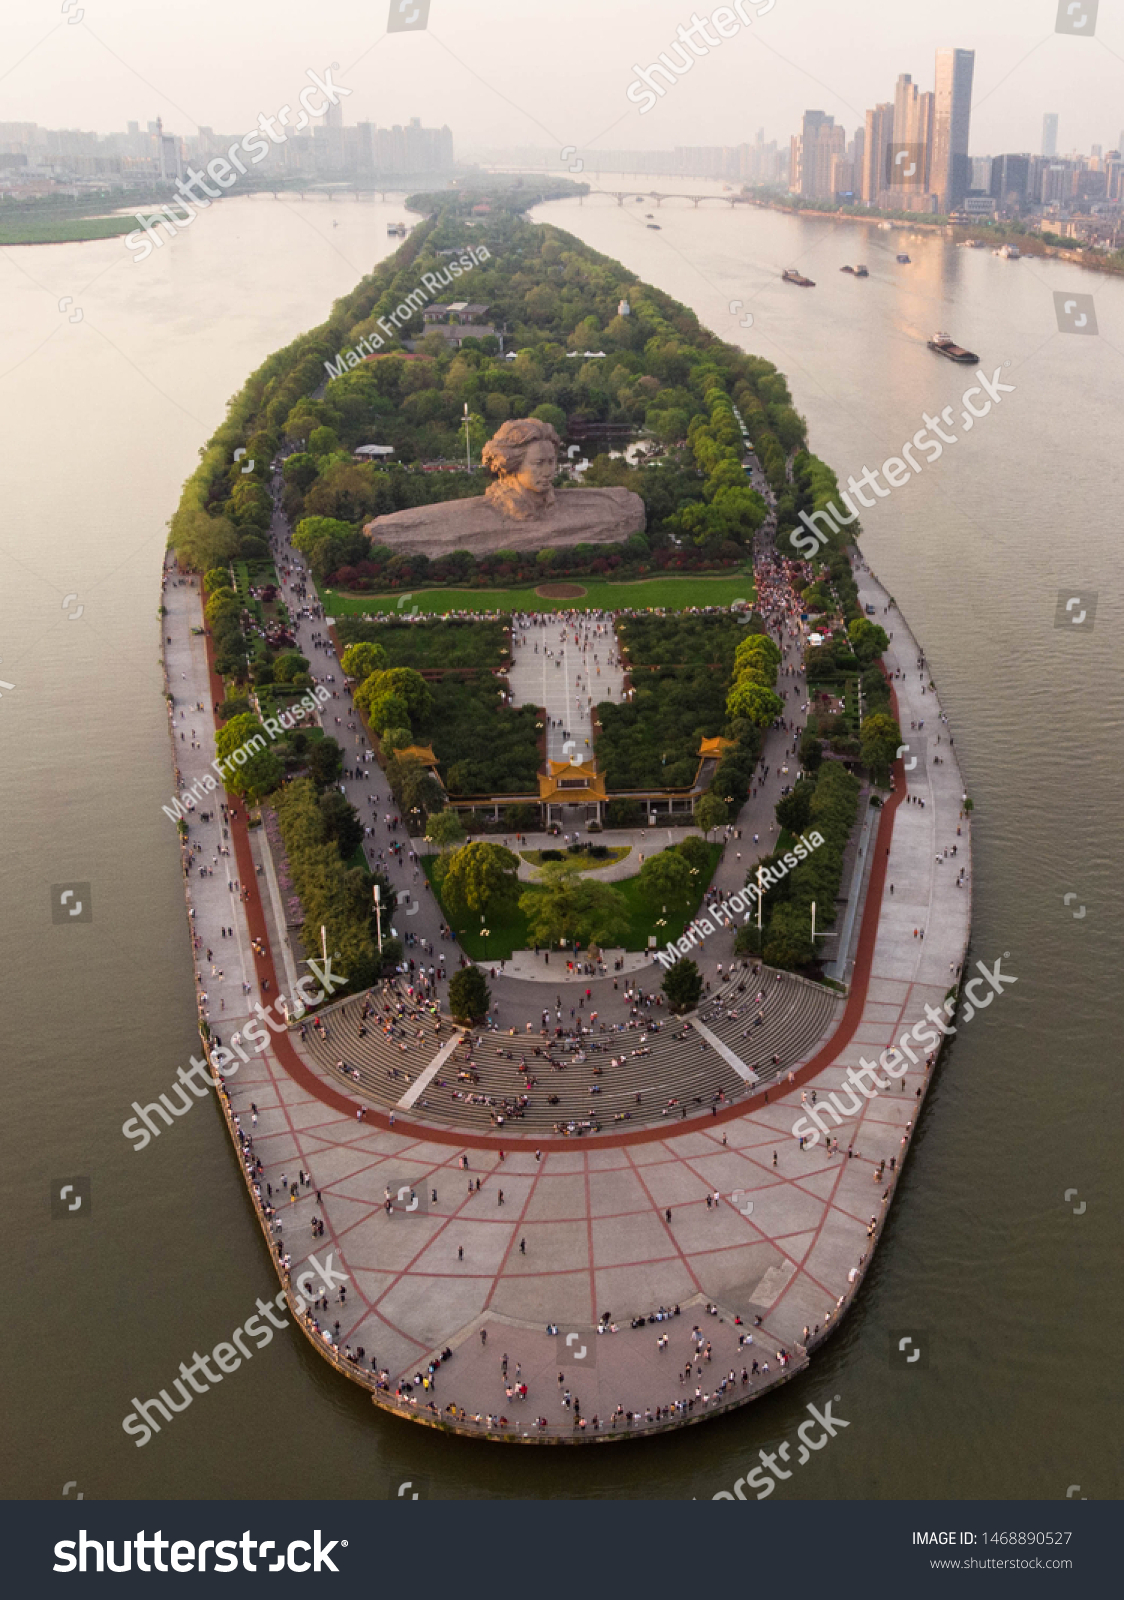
[726,631,785,728]
[736,761,861,969]
[272,779,397,995]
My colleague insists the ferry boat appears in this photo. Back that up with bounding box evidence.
[994,243,1021,259]
[782,268,815,286]
[387,222,407,236]
[928,331,979,364]
[840,264,869,276]
[957,238,985,248]
[896,253,911,264]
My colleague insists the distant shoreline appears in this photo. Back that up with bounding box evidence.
[757,199,1124,277]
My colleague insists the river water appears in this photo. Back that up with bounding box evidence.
[3,185,1120,1502]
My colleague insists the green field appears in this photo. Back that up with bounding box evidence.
[324,573,756,618]
[421,841,722,961]
[0,215,137,245]
[520,846,631,871]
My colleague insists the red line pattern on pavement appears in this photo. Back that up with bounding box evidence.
[204,617,905,1156]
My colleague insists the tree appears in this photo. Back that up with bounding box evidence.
[379,934,404,976]
[426,810,466,851]
[726,680,784,727]
[397,760,445,822]
[449,964,491,1023]
[677,833,712,875]
[170,508,240,573]
[440,841,521,921]
[638,849,692,908]
[309,425,341,457]
[355,667,432,725]
[662,958,703,1014]
[306,737,342,789]
[230,478,271,530]
[847,617,890,667]
[860,712,902,785]
[735,633,781,675]
[775,781,814,835]
[341,641,387,681]
[519,862,630,950]
[364,690,411,734]
[318,791,364,858]
[273,650,310,684]
[694,793,728,840]
[214,713,282,801]
[203,567,230,594]
[799,729,823,772]
[763,902,816,970]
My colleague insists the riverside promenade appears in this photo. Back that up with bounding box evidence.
[159,498,971,1439]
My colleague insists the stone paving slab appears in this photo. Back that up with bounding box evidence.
[161,487,971,1438]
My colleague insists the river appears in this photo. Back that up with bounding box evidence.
[2,183,1120,1501]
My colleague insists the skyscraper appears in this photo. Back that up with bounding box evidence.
[1042,114,1058,158]
[799,111,827,196]
[887,74,931,200]
[862,103,894,204]
[930,48,975,211]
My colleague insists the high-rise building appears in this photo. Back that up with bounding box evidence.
[990,153,1031,210]
[930,48,975,211]
[830,154,855,197]
[799,110,827,196]
[851,126,865,185]
[1041,113,1058,159]
[862,103,894,203]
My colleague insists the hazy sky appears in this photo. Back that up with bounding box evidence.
[2,0,1121,158]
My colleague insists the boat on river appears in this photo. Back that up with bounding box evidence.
[928,331,979,363]
[782,269,815,286]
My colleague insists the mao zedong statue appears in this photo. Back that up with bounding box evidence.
[363,418,645,557]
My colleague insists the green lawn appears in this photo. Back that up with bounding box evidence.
[0,215,138,245]
[520,846,631,870]
[324,573,757,617]
[421,841,722,960]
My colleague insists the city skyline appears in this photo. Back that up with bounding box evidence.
[1,0,1120,164]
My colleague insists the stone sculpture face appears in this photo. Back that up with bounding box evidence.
[481,418,563,520]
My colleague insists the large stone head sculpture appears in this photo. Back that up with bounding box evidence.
[481,417,563,521]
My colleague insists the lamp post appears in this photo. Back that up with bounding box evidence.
[463,403,472,473]
[373,884,383,954]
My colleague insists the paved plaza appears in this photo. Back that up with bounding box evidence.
[158,463,972,1440]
